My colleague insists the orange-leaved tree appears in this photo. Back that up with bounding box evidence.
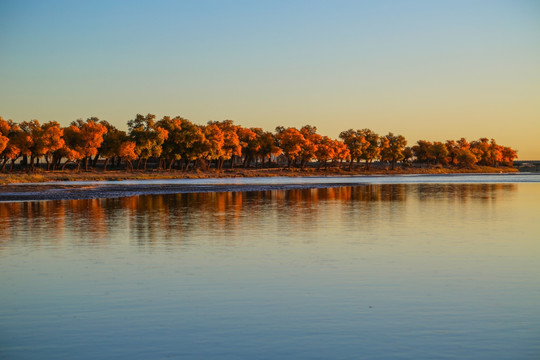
[202,123,225,169]
[60,125,84,170]
[0,117,17,171]
[98,121,127,171]
[255,130,281,167]
[208,120,241,170]
[339,129,368,170]
[236,126,259,168]
[0,118,9,156]
[456,148,477,168]
[500,146,517,166]
[298,125,321,169]
[470,138,490,165]
[127,114,168,170]
[427,142,448,165]
[178,120,206,171]
[40,121,65,170]
[119,141,138,171]
[454,138,477,168]
[332,139,350,167]
[155,116,186,170]
[17,120,63,171]
[358,129,380,170]
[65,119,108,171]
[412,140,433,163]
[315,136,336,169]
[275,126,305,167]
[380,132,407,170]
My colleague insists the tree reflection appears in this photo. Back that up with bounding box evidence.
[0,184,517,249]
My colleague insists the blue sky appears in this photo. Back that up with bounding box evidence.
[1,0,539,158]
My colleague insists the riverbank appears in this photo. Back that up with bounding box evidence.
[0,165,519,185]
[1,171,536,203]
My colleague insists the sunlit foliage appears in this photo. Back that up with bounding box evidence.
[61,118,107,170]
[98,121,128,171]
[208,120,241,170]
[275,127,305,167]
[0,114,518,172]
[380,133,407,170]
[358,129,381,170]
[128,114,168,170]
[118,141,138,171]
[339,129,367,170]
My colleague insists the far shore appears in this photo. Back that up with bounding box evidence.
[0,165,520,185]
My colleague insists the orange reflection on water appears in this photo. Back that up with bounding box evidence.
[0,184,517,249]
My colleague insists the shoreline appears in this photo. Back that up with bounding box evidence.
[0,168,533,203]
[0,165,519,185]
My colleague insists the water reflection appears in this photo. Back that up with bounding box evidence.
[1,182,538,360]
[0,184,516,249]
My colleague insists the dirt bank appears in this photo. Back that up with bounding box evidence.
[0,165,518,185]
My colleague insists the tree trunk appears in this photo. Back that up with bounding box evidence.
[92,154,99,167]
[29,155,35,172]
[103,158,109,171]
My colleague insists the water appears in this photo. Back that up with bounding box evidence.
[1,178,539,359]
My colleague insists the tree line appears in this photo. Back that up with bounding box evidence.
[0,114,518,172]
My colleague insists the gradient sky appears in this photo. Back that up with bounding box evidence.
[1,0,539,159]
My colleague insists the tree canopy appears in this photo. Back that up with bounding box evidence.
[0,114,518,172]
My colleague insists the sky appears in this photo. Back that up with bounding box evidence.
[1,0,539,159]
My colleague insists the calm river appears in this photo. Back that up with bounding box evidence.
[1,175,539,359]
